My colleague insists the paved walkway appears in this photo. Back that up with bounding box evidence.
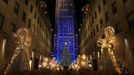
[0,69,121,75]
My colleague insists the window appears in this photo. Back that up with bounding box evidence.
[96,24,99,33]
[103,0,106,5]
[92,17,94,24]
[11,23,17,32]
[95,11,97,18]
[88,24,90,30]
[37,17,39,23]
[133,48,134,56]
[98,5,101,13]
[100,19,103,28]
[123,0,128,4]
[28,19,31,28]
[93,29,95,36]
[22,12,26,22]
[40,22,42,28]
[126,11,134,29]
[3,0,8,4]
[100,19,103,25]
[112,1,117,15]
[102,34,105,39]
[14,2,19,15]
[0,13,4,29]
[30,5,33,13]
[105,12,109,22]
[115,22,121,34]
[90,22,92,27]
[25,0,28,6]
[34,12,36,19]
[90,32,92,39]
[36,0,38,6]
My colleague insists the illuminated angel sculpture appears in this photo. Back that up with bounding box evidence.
[4,27,32,74]
[97,26,122,74]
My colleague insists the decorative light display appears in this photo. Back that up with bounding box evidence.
[4,28,32,74]
[41,57,63,71]
[39,1,47,15]
[41,57,49,69]
[97,26,122,74]
[42,48,91,71]
[82,4,90,14]
[53,0,78,63]
[69,54,91,71]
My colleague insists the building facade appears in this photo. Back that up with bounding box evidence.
[80,0,134,73]
[0,0,52,71]
[53,0,78,63]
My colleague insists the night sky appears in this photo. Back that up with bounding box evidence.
[44,0,88,29]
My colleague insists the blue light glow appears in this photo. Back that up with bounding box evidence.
[53,0,78,64]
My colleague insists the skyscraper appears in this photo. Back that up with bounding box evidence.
[53,0,78,64]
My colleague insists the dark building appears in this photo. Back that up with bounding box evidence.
[0,0,52,71]
[80,0,134,73]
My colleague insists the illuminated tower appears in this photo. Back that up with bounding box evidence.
[53,0,78,64]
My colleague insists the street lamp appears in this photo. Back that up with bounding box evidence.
[1,39,6,60]
[29,59,32,71]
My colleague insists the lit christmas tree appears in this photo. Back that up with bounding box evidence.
[61,42,72,67]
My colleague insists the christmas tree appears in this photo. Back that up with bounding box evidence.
[61,43,72,67]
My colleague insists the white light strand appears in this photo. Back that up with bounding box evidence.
[4,28,31,74]
[97,26,122,74]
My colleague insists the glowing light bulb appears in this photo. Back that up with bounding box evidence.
[81,61,86,66]
[82,54,86,60]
